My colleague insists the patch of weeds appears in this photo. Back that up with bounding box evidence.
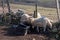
[0,22,4,26]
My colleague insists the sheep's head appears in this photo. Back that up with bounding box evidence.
[20,14,31,23]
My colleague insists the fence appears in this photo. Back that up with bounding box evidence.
[0,0,60,21]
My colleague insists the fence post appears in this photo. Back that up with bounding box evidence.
[1,0,5,13]
[55,0,60,21]
[6,0,11,13]
[7,0,12,25]
[34,0,38,18]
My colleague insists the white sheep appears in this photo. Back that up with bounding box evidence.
[30,16,53,32]
[20,13,53,32]
[20,13,32,23]
[20,12,41,22]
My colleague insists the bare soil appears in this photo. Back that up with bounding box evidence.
[0,26,56,40]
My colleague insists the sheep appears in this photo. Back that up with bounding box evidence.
[20,13,53,32]
[30,17,52,32]
[20,13,53,31]
[20,11,41,22]
[20,13,32,24]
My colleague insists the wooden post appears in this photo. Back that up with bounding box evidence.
[1,0,4,13]
[6,0,11,13]
[34,0,38,18]
[55,0,60,21]
[55,0,60,35]
[6,0,11,25]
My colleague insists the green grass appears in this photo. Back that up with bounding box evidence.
[9,4,60,21]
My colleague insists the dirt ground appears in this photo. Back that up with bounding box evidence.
[0,25,56,40]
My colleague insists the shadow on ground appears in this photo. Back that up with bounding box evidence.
[1,26,53,37]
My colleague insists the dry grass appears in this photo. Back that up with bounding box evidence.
[10,4,60,21]
[1,4,60,21]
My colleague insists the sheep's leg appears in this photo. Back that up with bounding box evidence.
[25,27,29,35]
[43,20,47,32]
[44,27,46,32]
[36,26,39,33]
[24,26,30,35]
[43,22,46,32]
[25,29,28,35]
